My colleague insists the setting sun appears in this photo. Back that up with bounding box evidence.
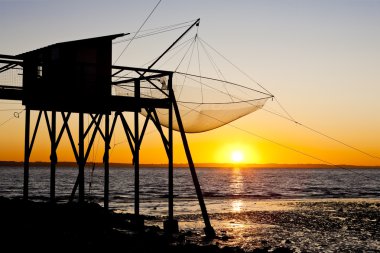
[215,143,259,164]
[231,151,244,163]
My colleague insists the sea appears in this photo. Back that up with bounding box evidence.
[1,166,379,252]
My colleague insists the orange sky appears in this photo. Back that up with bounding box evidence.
[0,1,379,166]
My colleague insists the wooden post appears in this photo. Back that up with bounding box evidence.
[104,113,110,210]
[172,98,216,238]
[168,75,174,222]
[23,108,30,201]
[134,80,140,216]
[164,74,179,234]
[50,111,56,202]
[78,112,85,203]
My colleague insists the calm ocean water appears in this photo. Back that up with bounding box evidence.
[0,166,378,216]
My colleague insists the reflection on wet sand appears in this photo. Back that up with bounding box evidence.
[231,200,243,213]
[172,199,380,252]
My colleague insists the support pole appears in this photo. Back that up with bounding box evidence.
[172,98,216,238]
[104,113,110,210]
[134,80,140,216]
[23,108,30,201]
[50,111,57,202]
[164,74,179,233]
[168,93,174,221]
[132,79,144,229]
[78,112,85,203]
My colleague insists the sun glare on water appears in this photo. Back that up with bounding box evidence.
[231,151,244,163]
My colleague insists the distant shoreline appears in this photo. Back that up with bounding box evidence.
[0,161,379,169]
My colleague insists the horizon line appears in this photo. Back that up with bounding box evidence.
[0,160,379,169]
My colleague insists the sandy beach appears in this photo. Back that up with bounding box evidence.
[1,197,378,252]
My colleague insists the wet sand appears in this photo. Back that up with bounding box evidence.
[1,197,379,252]
[173,199,380,252]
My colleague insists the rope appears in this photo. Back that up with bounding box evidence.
[157,37,195,70]
[113,0,162,64]
[88,162,95,198]
[88,135,102,197]
[198,38,226,81]
[179,97,268,105]
[115,36,195,77]
[297,120,380,161]
[115,81,269,104]
[195,35,204,103]
[112,20,197,44]
[177,102,379,183]
[198,37,274,97]
[260,106,380,161]
[177,36,197,99]
[112,33,195,83]
[172,37,197,72]
[197,38,234,102]
[197,36,299,125]
[129,20,196,34]
[175,72,273,97]
[0,109,24,127]
[274,97,297,123]
[113,24,193,44]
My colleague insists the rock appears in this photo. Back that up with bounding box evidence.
[221,235,229,241]
[184,230,193,236]
[222,246,244,253]
[273,247,294,253]
[252,248,269,253]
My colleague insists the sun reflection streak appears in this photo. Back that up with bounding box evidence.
[229,167,244,195]
[229,168,245,213]
[232,200,243,212]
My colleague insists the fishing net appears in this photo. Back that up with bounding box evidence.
[138,73,271,133]
[146,97,268,133]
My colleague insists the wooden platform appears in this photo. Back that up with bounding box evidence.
[0,85,23,101]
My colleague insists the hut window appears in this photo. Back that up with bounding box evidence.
[37,65,43,78]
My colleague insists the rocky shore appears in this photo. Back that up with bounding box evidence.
[0,197,293,253]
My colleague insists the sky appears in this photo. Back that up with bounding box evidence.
[0,0,379,166]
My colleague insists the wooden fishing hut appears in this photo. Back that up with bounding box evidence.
[0,28,215,237]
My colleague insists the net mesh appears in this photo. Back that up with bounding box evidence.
[139,73,270,133]
[143,98,267,133]
[0,63,23,87]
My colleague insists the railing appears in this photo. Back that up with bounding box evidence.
[0,55,23,89]
[111,65,172,100]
